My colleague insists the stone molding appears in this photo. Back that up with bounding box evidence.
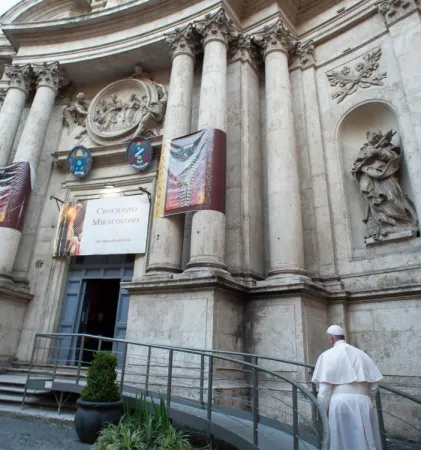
[229,34,261,69]
[251,19,296,58]
[376,0,420,25]
[193,8,238,48]
[32,62,61,93]
[327,48,387,103]
[165,24,201,60]
[3,64,33,95]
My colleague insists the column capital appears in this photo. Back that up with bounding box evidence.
[229,34,262,69]
[290,40,315,70]
[165,24,201,60]
[251,19,296,58]
[193,8,238,48]
[32,62,61,93]
[4,64,33,95]
[376,0,419,25]
[0,88,7,109]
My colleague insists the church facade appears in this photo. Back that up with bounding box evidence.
[0,0,420,394]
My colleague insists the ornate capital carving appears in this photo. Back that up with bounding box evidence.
[229,34,262,68]
[4,64,33,95]
[251,19,296,58]
[193,8,238,47]
[327,48,387,103]
[0,89,7,110]
[165,24,201,60]
[376,0,419,24]
[32,62,61,93]
[290,40,315,69]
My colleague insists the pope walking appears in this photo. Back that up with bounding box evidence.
[312,325,384,450]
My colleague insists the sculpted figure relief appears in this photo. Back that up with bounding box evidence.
[135,83,167,137]
[62,92,90,141]
[351,130,418,241]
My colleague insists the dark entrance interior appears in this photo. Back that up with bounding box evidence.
[79,278,120,362]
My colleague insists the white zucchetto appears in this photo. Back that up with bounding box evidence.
[327,325,345,336]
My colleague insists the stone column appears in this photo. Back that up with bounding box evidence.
[253,21,306,279]
[187,9,236,271]
[147,25,198,273]
[0,62,60,278]
[0,64,32,167]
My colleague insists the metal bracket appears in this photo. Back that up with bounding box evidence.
[138,187,152,204]
[50,195,64,211]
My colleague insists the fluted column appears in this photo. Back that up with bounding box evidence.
[253,21,307,279]
[0,62,60,278]
[0,64,32,167]
[147,26,198,273]
[187,9,236,271]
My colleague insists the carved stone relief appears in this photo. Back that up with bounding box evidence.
[376,0,419,24]
[351,129,418,243]
[327,48,387,103]
[62,92,90,142]
[85,66,167,146]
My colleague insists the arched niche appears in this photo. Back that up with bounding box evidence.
[339,102,415,249]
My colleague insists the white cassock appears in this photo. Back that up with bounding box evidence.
[312,340,384,450]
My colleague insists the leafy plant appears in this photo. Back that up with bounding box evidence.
[80,351,120,402]
[92,395,202,450]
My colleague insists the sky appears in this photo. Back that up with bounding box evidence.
[0,0,21,17]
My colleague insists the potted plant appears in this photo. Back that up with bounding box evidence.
[74,351,123,444]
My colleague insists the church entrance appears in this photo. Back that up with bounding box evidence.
[55,255,134,365]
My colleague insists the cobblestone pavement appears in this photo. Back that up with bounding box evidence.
[0,415,91,450]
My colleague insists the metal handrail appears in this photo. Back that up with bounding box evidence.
[25,332,330,450]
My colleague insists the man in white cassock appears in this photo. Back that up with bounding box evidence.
[312,325,384,450]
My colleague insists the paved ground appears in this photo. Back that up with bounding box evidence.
[0,415,91,450]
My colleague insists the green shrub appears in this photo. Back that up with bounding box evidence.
[92,395,200,450]
[80,351,120,402]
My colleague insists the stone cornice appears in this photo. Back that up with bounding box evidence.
[376,0,420,26]
[193,8,239,47]
[164,24,201,61]
[3,63,33,95]
[251,19,296,58]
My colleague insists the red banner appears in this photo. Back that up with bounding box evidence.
[155,128,226,218]
[0,162,31,232]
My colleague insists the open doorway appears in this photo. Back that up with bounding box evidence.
[79,279,121,363]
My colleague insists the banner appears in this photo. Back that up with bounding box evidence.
[52,196,150,257]
[154,128,226,218]
[0,162,31,232]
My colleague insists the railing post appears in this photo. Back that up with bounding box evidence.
[252,361,259,446]
[292,385,299,450]
[145,346,151,395]
[52,337,62,384]
[22,335,39,406]
[375,390,388,450]
[200,354,205,409]
[312,382,322,448]
[167,349,174,407]
[120,342,129,394]
[76,335,85,384]
[207,356,214,449]
[97,339,102,352]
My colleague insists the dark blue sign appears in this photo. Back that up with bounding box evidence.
[127,136,153,172]
[67,146,93,179]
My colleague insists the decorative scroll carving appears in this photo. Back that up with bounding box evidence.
[351,130,418,242]
[376,0,419,23]
[229,34,261,68]
[291,40,315,68]
[193,8,238,46]
[165,24,201,60]
[86,65,167,145]
[32,62,62,93]
[251,19,296,56]
[62,93,90,141]
[4,64,33,95]
[327,48,387,103]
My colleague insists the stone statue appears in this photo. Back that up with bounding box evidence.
[62,92,90,141]
[135,83,167,137]
[351,129,418,240]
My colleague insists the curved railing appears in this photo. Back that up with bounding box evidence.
[24,333,330,450]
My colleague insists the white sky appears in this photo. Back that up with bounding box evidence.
[0,0,21,17]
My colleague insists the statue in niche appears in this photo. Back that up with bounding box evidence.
[351,130,418,240]
[62,92,90,141]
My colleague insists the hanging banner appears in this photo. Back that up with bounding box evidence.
[52,196,150,257]
[154,128,226,218]
[0,162,32,232]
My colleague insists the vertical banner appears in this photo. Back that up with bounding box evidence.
[0,162,32,232]
[154,128,226,218]
[52,196,150,257]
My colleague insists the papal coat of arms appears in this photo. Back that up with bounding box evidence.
[126,136,153,172]
[67,146,93,178]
